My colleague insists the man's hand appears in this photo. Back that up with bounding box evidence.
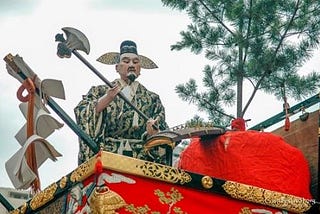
[96,84,121,113]
[107,84,121,99]
[146,118,159,136]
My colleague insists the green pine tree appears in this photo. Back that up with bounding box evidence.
[161,0,320,127]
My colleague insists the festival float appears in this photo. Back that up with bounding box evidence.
[1,27,319,214]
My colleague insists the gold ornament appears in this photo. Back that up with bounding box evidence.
[201,176,213,189]
[30,183,58,210]
[89,186,126,214]
[59,176,68,189]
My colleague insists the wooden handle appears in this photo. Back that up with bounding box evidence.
[4,53,19,73]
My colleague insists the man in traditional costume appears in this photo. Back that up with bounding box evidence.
[74,40,169,165]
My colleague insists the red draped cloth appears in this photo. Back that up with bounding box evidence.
[177,130,312,212]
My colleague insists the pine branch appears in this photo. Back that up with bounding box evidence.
[243,0,253,64]
[197,0,236,37]
[242,0,302,116]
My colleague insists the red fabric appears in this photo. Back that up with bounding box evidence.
[178,131,312,200]
[231,118,246,131]
[95,150,103,174]
[75,195,88,212]
[83,170,283,214]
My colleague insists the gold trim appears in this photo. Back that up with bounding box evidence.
[20,203,27,214]
[100,152,192,184]
[223,181,312,213]
[138,162,192,185]
[70,160,94,183]
[239,207,252,214]
[48,151,193,186]
[144,137,175,151]
[201,176,213,189]
[30,183,58,210]
[59,176,67,189]
[9,202,27,214]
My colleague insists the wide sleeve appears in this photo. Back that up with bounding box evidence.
[74,85,107,141]
[151,93,169,131]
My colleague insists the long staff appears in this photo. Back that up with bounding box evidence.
[55,27,163,131]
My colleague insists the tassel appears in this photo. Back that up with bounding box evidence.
[95,150,103,175]
[231,118,246,131]
[94,150,103,187]
[282,94,290,132]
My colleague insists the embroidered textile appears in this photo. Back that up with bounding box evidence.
[74,80,168,165]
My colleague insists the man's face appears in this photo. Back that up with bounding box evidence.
[116,53,141,83]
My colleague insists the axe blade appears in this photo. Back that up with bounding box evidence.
[61,27,90,54]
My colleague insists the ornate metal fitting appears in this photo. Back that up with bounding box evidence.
[201,176,213,189]
[89,186,126,213]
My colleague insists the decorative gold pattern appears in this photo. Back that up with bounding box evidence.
[9,210,19,214]
[20,203,27,214]
[30,183,58,210]
[59,176,67,189]
[70,161,93,182]
[9,202,27,214]
[239,207,252,214]
[223,181,312,213]
[138,162,192,185]
[155,188,184,205]
[89,186,126,214]
[125,204,151,214]
[201,176,213,189]
[125,188,186,214]
[37,195,66,214]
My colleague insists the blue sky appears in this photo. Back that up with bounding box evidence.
[0,0,319,189]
